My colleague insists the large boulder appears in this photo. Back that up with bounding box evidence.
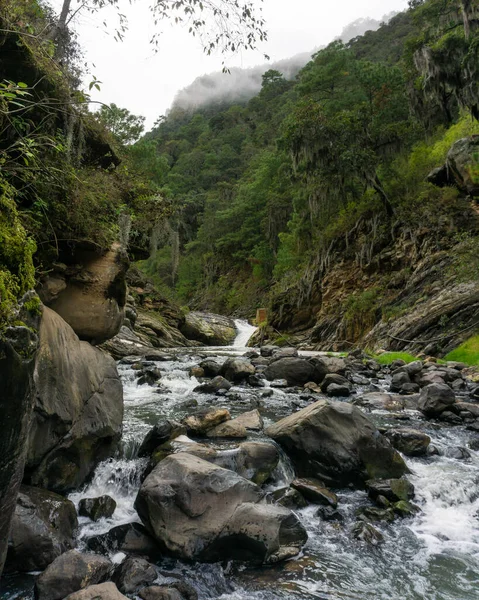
[221,357,255,382]
[445,136,479,196]
[6,485,77,573]
[0,295,41,575]
[34,550,112,600]
[266,400,408,487]
[64,583,128,600]
[24,307,123,493]
[417,383,456,417]
[264,357,316,386]
[86,523,159,557]
[180,312,236,346]
[135,453,307,563]
[43,242,129,343]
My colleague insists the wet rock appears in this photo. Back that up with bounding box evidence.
[310,356,347,381]
[468,437,479,450]
[417,383,456,418]
[418,372,446,387]
[86,523,159,557]
[320,373,349,392]
[206,420,248,439]
[351,522,383,545]
[354,392,405,411]
[150,436,217,467]
[34,550,112,600]
[260,345,278,357]
[264,357,316,386]
[390,371,411,393]
[272,487,308,509]
[233,409,264,431]
[139,587,184,600]
[384,428,430,457]
[269,379,289,388]
[138,420,186,458]
[6,485,77,573]
[366,478,415,503]
[78,495,117,521]
[453,402,479,418]
[137,368,162,386]
[25,307,123,493]
[182,408,230,435]
[444,446,471,460]
[438,410,463,425]
[221,358,255,382]
[304,382,322,393]
[63,582,128,600]
[326,383,351,397]
[404,361,424,376]
[400,382,420,394]
[357,506,395,523]
[291,479,338,507]
[198,359,222,377]
[193,376,232,394]
[266,400,408,487]
[270,348,298,361]
[235,442,280,485]
[393,500,420,517]
[316,506,344,522]
[113,557,157,594]
[180,312,236,346]
[135,452,307,563]
[248,373,266,387]
[189,366,204,378]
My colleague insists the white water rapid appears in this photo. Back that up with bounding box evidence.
[233,319,258,347]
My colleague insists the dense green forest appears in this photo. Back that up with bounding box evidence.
[130,0,479,333]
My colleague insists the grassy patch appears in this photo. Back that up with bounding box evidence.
[373,352,417,365]
[444,335,479,366]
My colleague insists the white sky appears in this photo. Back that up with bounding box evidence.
[49,0,409,129]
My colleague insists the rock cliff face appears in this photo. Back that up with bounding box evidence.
[24,307,123,493]
[39,242,129,344]
[181,312,237,346]
[0,295,40,574]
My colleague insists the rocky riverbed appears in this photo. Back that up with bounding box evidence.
[3,321,479,600]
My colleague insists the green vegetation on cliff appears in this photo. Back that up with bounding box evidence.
[132,0,479,352]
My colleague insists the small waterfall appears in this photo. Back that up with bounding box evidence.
[233,319,257,347]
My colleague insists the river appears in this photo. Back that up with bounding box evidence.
[4,320,479,599]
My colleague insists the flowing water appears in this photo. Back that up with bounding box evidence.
[4,320,479,599]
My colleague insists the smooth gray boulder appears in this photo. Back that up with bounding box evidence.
[384,428,431,456]
[34,550,112,600]
[112,557,157,594]
[6,485,77,573]
[264,357,316,386]
[78,495,117,521]
[180,312,236,346]
[417,383,456,417]
[86,523,159,557]
[64,583,128,600]
[25,308,123,493]
[221,357,255,382]
[135,452,306,563]
[266,400,408,487]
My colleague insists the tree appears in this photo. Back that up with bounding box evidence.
[96,103,145,145]
[53,0,267,61]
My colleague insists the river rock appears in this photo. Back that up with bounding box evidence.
[138,420,186,457]
[351,521,384,545]
[134,452,307,563]
[320,373,349,393]
[390,371,411,392]
[150,435,218,466]
[182,408,230,435]
[264,357,316,386]
[366,478,415,503]
[113,557,157,594]
[354,392,406,411]
[180,312,236,346]
[34,550,112,600]
[272,487,308,509]
[25,307,123,493]
[193,376,232,394]
[206,420,248,439]
[266,400,408,487]
[199,359,222,377]
[86,523,159,557]
[139,588,183,600]
[270,347,298,361]
[221,357,255,382]
[291,479,338,507]
[78,495,117,521]
[231,442,280,485]
[326,383,351,397]
[6,485,77,573]
[233,409,264,430]
[64,583,128,600]
[384,428,430,456]
[417,383,456,417]
[45,242,128,344]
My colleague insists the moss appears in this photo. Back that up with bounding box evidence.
[444,335,479,366]
[373,352,418,365]
[0,180,36,325]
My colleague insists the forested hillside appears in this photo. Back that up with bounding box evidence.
[133,0,479,354]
